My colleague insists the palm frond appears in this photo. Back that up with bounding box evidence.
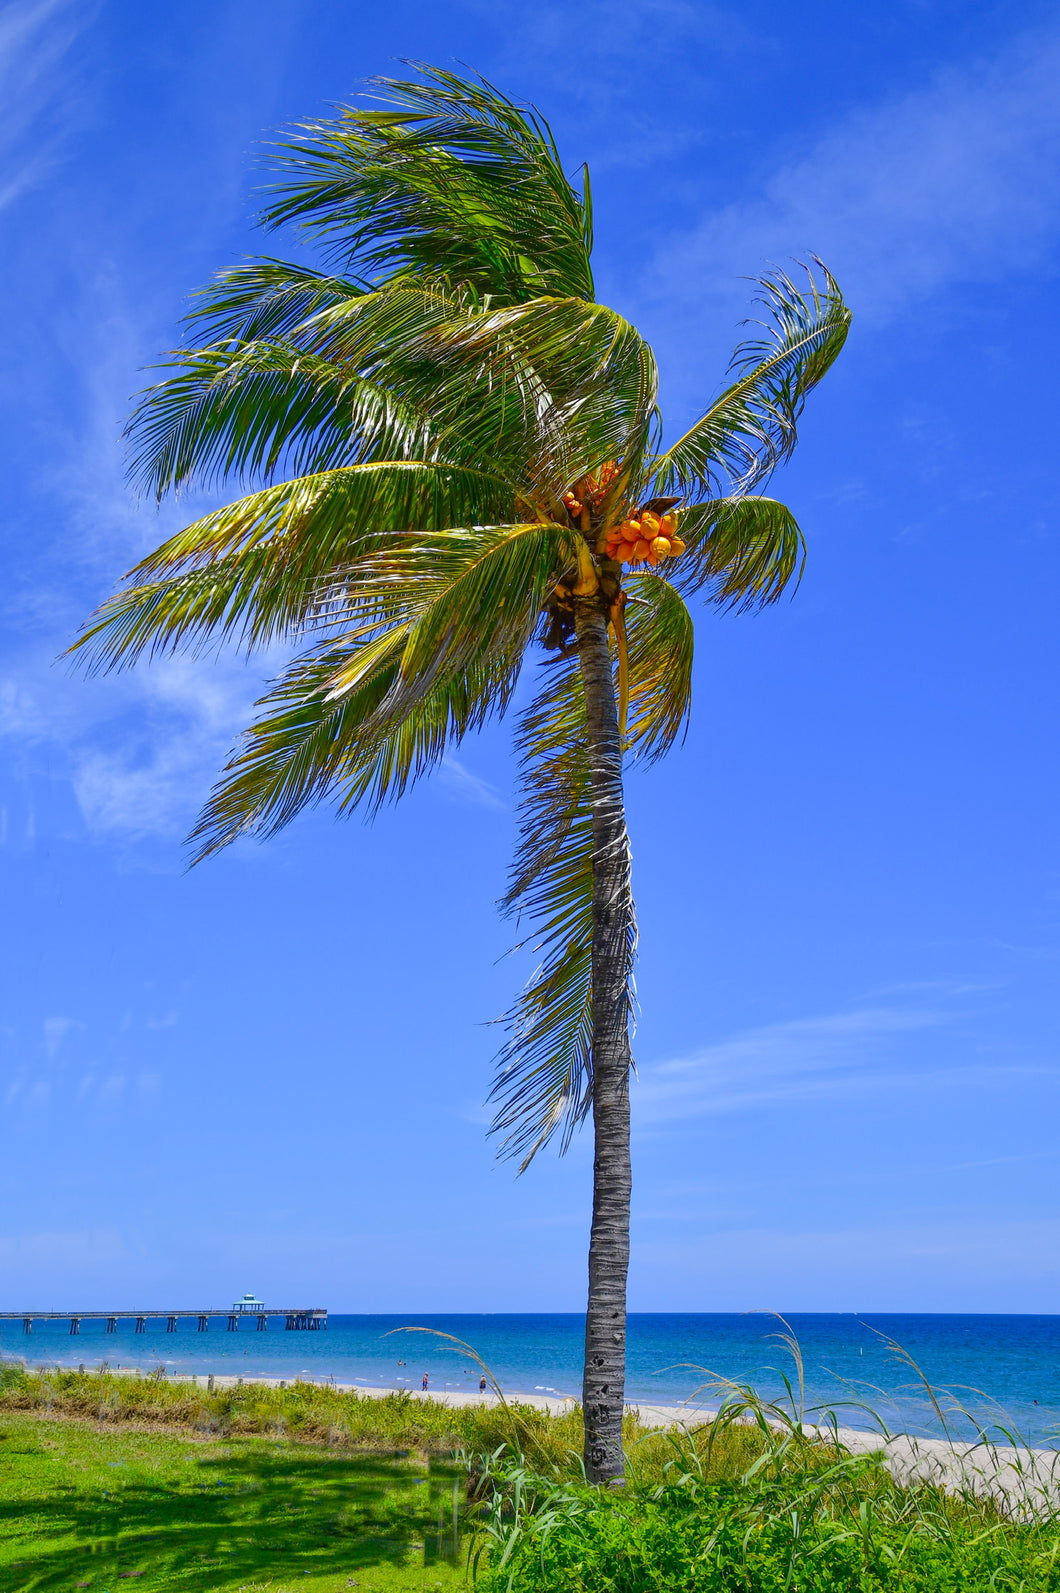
[623,575,694,759]
[267,282,561,486]
[70,462,516,670]
[187,635,508,858]
[392,521,579,686]
[129,279,466,500]
[490,657,595,1167]
[489,645,637,1169]
[437,296,659,498]
[669,494,805,609]
[186,259,369,346]
[133,278,656,526]
[126,342,434,499]
[186,520,579,857]
[649,262,850,500]
[262,64,594,302]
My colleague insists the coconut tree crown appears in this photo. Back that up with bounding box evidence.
[74,63,849,1170]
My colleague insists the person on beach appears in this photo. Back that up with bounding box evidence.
[422,1372,429,1391]
[480,1375,487,1394]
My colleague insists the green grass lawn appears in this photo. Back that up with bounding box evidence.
[0,1413,469,1593]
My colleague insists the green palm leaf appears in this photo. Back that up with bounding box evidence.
[187,259,370,346]
[438,296,659,498]
[186,520,579,857]
[650,262,850,500]
[127,341,435,498]
[187,636,519,856]
[71,463,517,668]
[490,657,598,1168]
[263,64,594,302]
[298,287,657,500]
[623,575,695,759]
[671,494,806,609]
[129,281,468,500]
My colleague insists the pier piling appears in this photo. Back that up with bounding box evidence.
[1,1305,326,1335]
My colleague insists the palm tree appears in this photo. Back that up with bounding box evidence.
[74,66,849,1483]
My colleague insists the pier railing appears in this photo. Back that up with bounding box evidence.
[0,1308,327,1335]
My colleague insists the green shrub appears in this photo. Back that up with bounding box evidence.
[475,1461,1060,1592]
[473,1384,1060,1593]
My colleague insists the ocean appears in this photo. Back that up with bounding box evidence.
[4,1312,1059,1445]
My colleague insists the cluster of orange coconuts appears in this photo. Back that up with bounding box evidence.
[559,468,686,569]
[604,509,686,567]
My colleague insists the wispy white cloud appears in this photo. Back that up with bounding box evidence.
[867,979,997,997]
[0,0,87,211]
[2,631,509,846]
[1,649,266,844]
[438,754,507,811]
[43,1016,78,1057]
[653,22,1060,331]
[69,668,509,838]
[631,1215,1060,1309]
[0,1225,127,1265]
[0,0,273,855]
[69,657,264,841]
[633,1003,1032,1122]
[992,939,1060,963]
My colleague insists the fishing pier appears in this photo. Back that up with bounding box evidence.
[0,1295,326,1335]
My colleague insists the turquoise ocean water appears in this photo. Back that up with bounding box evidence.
[4,1313,1059,1445]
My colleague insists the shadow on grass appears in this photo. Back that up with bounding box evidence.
[0,1440,467,1592]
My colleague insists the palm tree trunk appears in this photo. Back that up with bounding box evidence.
[574,592,633,1486]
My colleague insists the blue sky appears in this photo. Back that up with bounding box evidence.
[2,0,1060,1315]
